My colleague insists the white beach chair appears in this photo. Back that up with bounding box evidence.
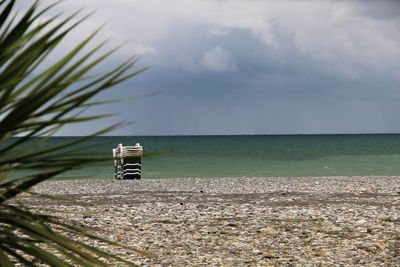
[113,143,143,179]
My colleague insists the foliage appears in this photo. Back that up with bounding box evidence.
[0,0,145,265]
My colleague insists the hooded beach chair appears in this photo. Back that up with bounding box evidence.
[113,143,143,179]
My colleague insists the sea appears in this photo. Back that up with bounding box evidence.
[6,134,400,179]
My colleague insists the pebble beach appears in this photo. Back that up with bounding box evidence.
[22,176,400,266]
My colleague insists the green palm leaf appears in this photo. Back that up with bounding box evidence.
[0,0,148,265]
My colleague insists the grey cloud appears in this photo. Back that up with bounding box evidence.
[14,0,400,135]
[350,0,400,19]
[202,46,238,72]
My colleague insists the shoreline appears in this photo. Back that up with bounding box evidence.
[21,176,400,265]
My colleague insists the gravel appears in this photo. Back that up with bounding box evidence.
[18,176,400,266]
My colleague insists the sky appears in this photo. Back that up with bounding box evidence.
[35,0,400,135]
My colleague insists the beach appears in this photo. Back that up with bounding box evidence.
[22,176,400,265]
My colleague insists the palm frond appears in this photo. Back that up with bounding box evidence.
[0,0,147,265]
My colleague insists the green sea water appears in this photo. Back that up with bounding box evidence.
[6,134,400,179]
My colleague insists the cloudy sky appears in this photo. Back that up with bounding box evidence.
[38,0,400,136]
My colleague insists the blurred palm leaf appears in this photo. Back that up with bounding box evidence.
[0,0,146,265]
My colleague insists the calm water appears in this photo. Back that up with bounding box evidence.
[6,134,400,179]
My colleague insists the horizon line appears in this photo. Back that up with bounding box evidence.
[45,132,400,137]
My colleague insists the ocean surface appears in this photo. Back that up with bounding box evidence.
[6,134,400,179]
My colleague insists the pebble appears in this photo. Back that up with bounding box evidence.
[356,219,368,225]
[14,176,400,266]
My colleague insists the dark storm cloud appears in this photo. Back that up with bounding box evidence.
[351,0,400,19]
[27,0,400,135]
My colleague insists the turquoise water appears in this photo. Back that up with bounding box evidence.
[6,134,400,179]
